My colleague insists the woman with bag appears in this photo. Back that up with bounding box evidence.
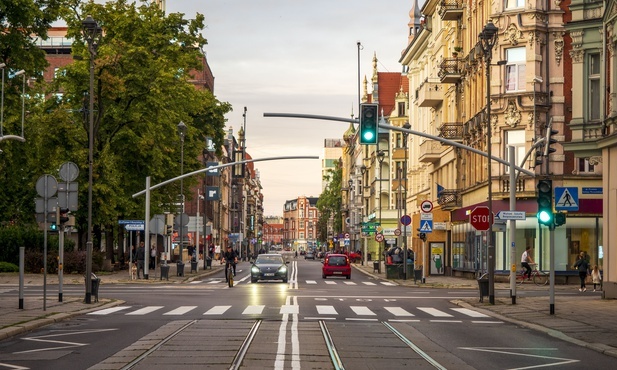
[573,254,590,292]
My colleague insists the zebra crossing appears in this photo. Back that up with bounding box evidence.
[87,303,502,323]
[196,278,397,286]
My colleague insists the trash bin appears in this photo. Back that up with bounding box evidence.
[373,260,380,273]
[477,274,489,302]
[204,256,212,269]
[176,262,185,277]
[160,264,170,280]
[386,264,400,279]
[367,253,372,261]
[414,267,423,283]
[85,273,100,302]
[190,260,198,273]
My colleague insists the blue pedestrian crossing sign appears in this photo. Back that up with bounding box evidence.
[420,220,433,233]
[554,187,579,211]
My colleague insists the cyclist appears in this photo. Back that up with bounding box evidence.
[221,245,238,281]
[521,246,535,280]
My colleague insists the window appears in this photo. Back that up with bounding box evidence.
[505,130,525,173]
[505,0,525,9]
[506,47,526,92]
[398,102,406,117]
[589,53,600,121]
[578,158,595,173]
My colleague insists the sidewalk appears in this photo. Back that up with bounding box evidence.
[1,261,616,359]
[353,261,617,359]
[0,261,224,341]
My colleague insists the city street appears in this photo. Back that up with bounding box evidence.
[0,258,615,369]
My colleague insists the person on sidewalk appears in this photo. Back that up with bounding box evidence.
[573,253,590,292]
[149,245,157,269]
[521,246,534,280]
[136,242,146,279]
[591,265,602,292]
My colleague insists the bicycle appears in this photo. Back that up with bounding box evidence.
[225,262,235,287]
[512,263,548,286]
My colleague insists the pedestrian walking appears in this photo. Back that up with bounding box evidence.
[573,253,590,292]
[591,265,602,292]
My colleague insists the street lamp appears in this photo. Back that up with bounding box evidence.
[1,63,6,137]
[377,150,385,273]
[82,15,102,304]
[480,21,498,304]
[360,165,367,265]
[177,120,187,262]
[348,178,353,254]
[402,122,411,279]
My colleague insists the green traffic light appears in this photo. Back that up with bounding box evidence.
[50,222,58,231]
[537,210,553,224]
[362,131,375,142]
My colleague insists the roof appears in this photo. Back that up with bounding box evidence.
[374,72,409,117]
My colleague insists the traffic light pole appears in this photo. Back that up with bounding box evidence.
[549,224,555,315]
[508,146,517,304]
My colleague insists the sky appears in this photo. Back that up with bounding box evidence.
[164,0,413,216]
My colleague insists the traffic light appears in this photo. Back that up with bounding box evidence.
[536,179,554,226]
[166,224,173,235]
[534,148,543,167]
[554,212,566,227]
[543,122,558,157]
[50,222,58,231]
[59,208,69,225]
[360,103,378,145]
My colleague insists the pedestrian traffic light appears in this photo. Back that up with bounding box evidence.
[50,222,58,231]
[360,103,378,145]
[59,208,69,225]
[536,179,554,226]
[554,212,566,227]
[534,148,543,167]
[417,232,426,241]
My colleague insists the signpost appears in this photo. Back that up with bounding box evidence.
[470,206,493,231]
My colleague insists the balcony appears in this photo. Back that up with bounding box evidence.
[419,140,442,163]
[437,189,461,210]
[439,122,463,141]
[438,0,463,21]
[416,80,443,108]
[438,58,462,83]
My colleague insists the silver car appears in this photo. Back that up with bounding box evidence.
[251,254,289,283]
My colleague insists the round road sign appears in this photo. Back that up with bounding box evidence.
[375,233,384,242]
[420,200,433,213]
[400,214,412,226]
[394,229,401,236]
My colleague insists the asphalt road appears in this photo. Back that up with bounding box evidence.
[0,258,615,369]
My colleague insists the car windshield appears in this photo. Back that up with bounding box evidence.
[255,256,283,265]
[328,256,347,266]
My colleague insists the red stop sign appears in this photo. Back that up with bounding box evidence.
[470,206,493,231]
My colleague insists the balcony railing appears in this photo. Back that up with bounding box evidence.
[439,122,463,141]
[418,140,442,163]
[438,58,463,83]
[438,0,463,21]
[416,80,443,108]
[437,189,461,210]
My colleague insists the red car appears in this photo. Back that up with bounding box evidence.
[348,251,362,263]
[322,254,351,279]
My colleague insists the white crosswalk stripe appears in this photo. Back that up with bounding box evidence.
[87,304,495,322]
[417,307,452,317]
[381,282,396,286]
[306,280,317,284]
[164,306,197,315]
[316,305,337,315]
[343,281,357,285]
[204,305,231,315]
[362,282,377,286]
[242,305,265,315]
[126,306,163,315]
[324,281,337,285]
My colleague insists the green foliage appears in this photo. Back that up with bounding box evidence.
[0,1,231,248]
[317,164,343,242]
[0,262,19,272]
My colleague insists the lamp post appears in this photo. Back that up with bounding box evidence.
[402,122,411,279]
[480,21,498,304]
[81,15,101,304]
[177,120,187,262]
[0,62,5,137]
[377,150,385,273]
[348,178,353,253]
[360,165,367,265]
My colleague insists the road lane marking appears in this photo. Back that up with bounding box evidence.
[418,307,453,317]
[316,305,337,315]
[203,305,231,315]
[126,306,163,315]
[430,320,462,323]
[325,281,337,285]
[242,305,265,315]
[381,282,397,286]
[274,296,290,369]
[87,306,131,315]
[304,317,336,320]
[362,282,377,286]
[280,305,299,314]
[344,281,357,285]
[384,307,414,316]
[350,306,376,316]
[306,280,317,284]
[164,306,197,315]
[345,318,378,321]
[388,319,421,322]
[471,321,503,324]
[451,307,489,318]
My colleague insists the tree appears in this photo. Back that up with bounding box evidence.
[316,164,343,243]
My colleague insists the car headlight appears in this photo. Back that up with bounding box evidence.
[279,266,287,273]
[251,266,260,273]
